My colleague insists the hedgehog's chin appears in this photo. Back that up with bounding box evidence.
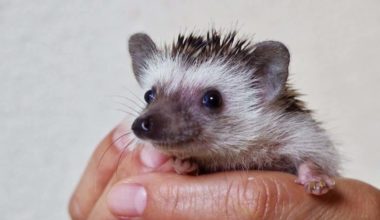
[148,140,197,155]
[152,141,190,150]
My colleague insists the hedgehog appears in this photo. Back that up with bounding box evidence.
[127,30,340,195]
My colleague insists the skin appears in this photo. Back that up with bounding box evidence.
[69,121,380,220]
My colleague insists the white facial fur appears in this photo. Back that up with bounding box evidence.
[139,55,261,145]
[132,53,340,175]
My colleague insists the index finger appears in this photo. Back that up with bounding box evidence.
[68,120,134,220]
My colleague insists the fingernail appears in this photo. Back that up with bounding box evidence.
[107,183,147,217]
[112,120,132,151]
[140,145,169,168]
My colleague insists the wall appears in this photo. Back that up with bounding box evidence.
[1,1,379,219]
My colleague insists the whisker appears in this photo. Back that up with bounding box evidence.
[97,131,132,168]
[113,101,143,114]
[114,108,139,117]
[115,138,136,177]
[122,86,146,106]
[112,95,145,110]
[114,102,141,115]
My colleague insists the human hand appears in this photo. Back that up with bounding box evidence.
[69,121,380,220]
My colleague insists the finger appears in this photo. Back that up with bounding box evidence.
[106,172,380,220]
[86,144,174,219]
[114,143,174,179]
[68,120,133,219]
[105,171,301,220]
[69,119,171,220]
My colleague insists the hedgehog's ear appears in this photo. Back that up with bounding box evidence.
[128,33,158,85]
[251,41,290,102]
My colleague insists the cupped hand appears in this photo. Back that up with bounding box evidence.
[69,121,380,220]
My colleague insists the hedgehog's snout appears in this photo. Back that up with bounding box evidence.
[131,99,202,146]
[132,113,161,140]
[132,115,152,133]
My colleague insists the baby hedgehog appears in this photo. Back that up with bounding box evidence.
[127,30,340,195]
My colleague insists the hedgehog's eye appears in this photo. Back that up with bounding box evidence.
[202,90,222,109]
[144,89,156,104]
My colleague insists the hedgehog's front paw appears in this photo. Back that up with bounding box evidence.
[296,175,335,195]
[296,161,336,195]
[173,158,199,175]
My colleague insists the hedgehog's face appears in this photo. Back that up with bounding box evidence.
[131,60,260,156]
[133,86,223,145]
[128,32,290,157]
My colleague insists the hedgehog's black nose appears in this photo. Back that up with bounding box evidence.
[132,115,153,138]
[141,118,151,132]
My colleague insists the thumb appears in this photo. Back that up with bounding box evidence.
[106,171,360,220]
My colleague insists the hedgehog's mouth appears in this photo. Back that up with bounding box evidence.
[150,138,196,150]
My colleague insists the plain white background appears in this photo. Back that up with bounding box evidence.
[1,0,379,219]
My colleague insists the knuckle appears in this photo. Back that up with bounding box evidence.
[156,180,182,218]
[228,176,286,220]
[155,175,216,219]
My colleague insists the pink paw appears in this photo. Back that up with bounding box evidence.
[296,161,336,195]
[173,158,199,175]
[295,174,335,195]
